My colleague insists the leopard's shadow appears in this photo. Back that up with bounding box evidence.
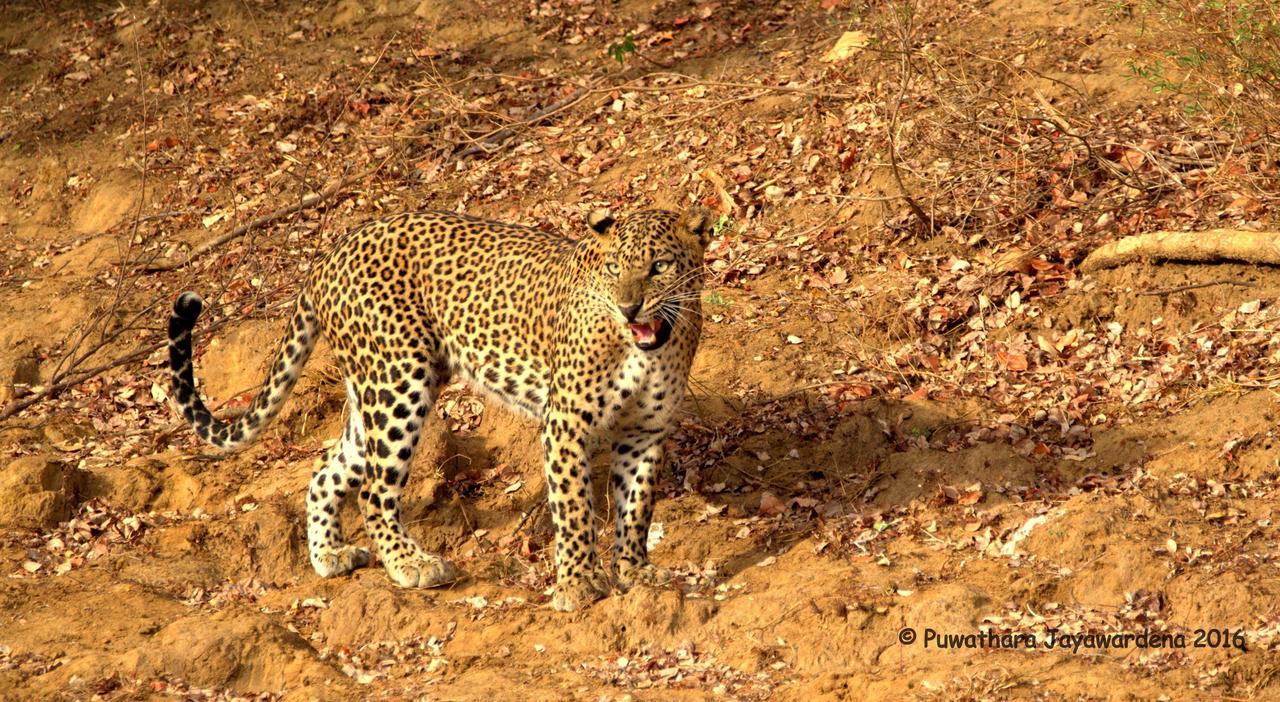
[368,384,1130,591]
[661,388,1151,585]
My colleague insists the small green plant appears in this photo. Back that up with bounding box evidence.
[1103,0,1134,20]
[1173,46,1208,69]
[1130,0,1280,130]
[711,213,737,239]
[703,291,733,307]
[1127,58,1184,94]
[607,34,636,65]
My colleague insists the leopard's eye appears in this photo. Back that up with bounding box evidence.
[650,260,672,276]
[604,261,621,276]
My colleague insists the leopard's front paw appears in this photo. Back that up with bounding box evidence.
[311,545,372,578]
[550,565,611,612]
[614,560,673,591]
[384,551,461,588]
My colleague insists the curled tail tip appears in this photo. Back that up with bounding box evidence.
[173,291,205,323]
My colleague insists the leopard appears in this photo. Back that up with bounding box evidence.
[166,204,713,611]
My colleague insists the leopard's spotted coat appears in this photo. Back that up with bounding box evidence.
[167,206,712,610]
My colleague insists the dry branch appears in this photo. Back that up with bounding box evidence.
[885,2,934,234]
[1136,280,1257,296]
[454,85,595,159]
[0,345,156,422]
[449,71,861,161]
[0,298,285,423]
[1081,230,1280,272]
[144,166,379,272]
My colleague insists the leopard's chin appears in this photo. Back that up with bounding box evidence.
[628,318,671,350]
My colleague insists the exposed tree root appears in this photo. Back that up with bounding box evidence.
[1082,230,1280,272]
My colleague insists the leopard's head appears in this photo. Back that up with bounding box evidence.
[587,205,714,351]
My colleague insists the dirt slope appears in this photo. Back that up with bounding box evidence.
[1,0,1279,700]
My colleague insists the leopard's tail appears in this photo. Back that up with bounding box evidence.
[168,291,319,451]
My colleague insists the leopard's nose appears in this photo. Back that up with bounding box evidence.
[619,304,641,321]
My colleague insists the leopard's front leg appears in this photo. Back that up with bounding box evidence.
[542,407,611,611]
[610,432,671,590]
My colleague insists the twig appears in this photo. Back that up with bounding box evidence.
[143,166,379,272]
[1137,280,1258,296]
[770,380,865,403]
[0,345,155,421]
[47,31,158,386]
[324,34,397,138]
[633,50,673,70]
[133,210,193,224]
[631,72,863,99]
[454,85,597,158]
[451,71,864,160]
[0,298,289,422]
[885,2,934,234]
[514,492,547,534]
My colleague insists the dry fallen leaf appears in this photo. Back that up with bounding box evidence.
[759,491,787,515]
[646,521,665,551]
[956,482,984,505]
[822,31,871,62]
[996,351,1029,372]
[699,168,736,213]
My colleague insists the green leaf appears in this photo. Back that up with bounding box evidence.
[607,34,637,65]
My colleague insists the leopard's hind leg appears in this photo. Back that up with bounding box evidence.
[307,380,372,578]
[352,352,461,588]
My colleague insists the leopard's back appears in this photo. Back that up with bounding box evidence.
[307,211,581,415]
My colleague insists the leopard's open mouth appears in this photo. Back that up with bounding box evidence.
[627,318,666,350]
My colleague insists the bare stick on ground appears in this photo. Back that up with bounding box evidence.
[453,85,596,159]
[1082,230,1280,272]
[0,346,157,422]
[885,1,934,234]
[450,71,865,162]
[0,299,286,422]
[1136,280,1258,296]
[144,166,380,272]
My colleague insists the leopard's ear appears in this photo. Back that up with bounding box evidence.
[678,204,715,247]
[587,209,615,235]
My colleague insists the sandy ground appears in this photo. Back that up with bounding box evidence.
[1,0,1279,700]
